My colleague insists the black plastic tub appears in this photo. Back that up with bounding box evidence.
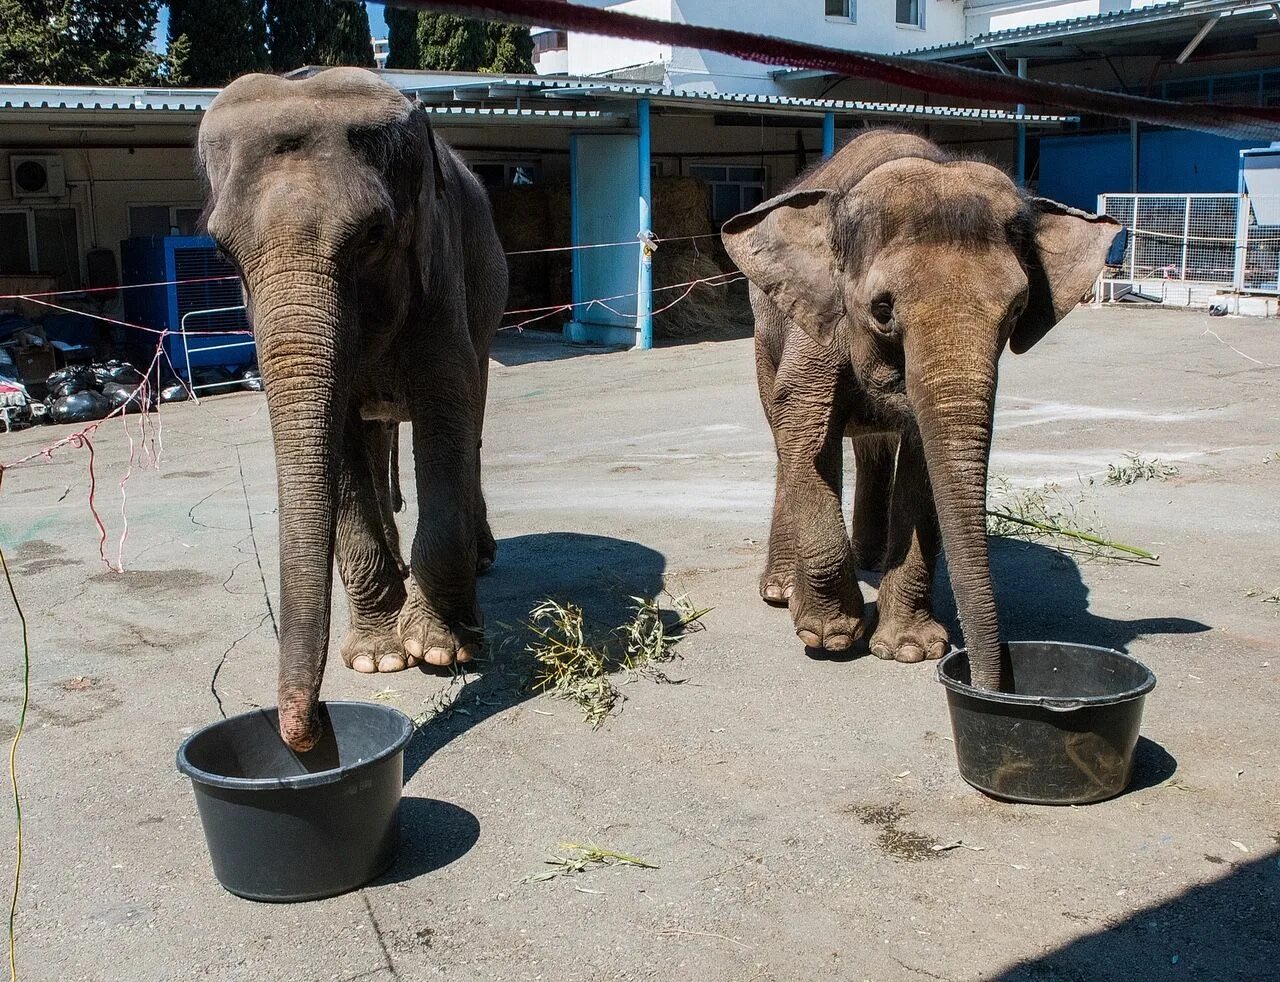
[176,701,414,902]
[937,642,1156,805]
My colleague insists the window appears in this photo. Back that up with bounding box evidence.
[0,207,81,290]
[896,0,924,28]
[533,30,567,55]
[825,0,855,20]
[471,161,542,189]
[128,204,203,238]
[689,165,767,223]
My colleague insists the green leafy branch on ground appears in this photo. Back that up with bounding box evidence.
[985,476,1158,563]
[523,842,659,884]
[1105,453,1180,486]
[526,591,711,726]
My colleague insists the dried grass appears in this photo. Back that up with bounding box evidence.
[523,842,659,883]
[985,476,1158,563]
[1105,453,1180,485]
[526,591,711,726]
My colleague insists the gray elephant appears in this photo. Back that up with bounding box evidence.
[721,129,1122,692]
[198,68,507,751]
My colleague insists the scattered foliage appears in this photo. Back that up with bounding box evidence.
[523,842,658,883]
[985,477,1158,563]
[1105,453,1180,486]
[527,591,711,726]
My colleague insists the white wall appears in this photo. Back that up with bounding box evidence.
[567,0,673,77]
[965,0,1169,36]
[563,0,967,91]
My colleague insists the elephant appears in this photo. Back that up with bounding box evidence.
[720,129,1123,692]
[198,68,508,751]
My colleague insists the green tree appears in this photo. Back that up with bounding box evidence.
[167,0,269,86]
[412,13,534,73]
[1,0,164,85]
[415,13,488,71]
[266,0,372,72]
[265,0,322,73]
[485,22,534,75]
[384,6,419,70]
[319,1,373,68]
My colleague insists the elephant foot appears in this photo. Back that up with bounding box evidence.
[757,568,788,606]
[397,583,481,668]
[869,610,950,664]
[341,621,412,674]
[790,577,866,651]
[760,566,794,607]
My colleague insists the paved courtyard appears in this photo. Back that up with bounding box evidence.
[0,306,1277,981]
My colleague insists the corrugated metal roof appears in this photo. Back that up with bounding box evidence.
[894,0,1271,59]
[413,76,1076,124]
[0,85,615,122]
[0,85,220,112]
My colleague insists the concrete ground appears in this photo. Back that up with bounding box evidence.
[0,306,1277,982]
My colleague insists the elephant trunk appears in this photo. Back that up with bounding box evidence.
[250,256,353,751]
[906,331,1009,691]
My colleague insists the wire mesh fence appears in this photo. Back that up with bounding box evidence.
[1097,192,1280,301]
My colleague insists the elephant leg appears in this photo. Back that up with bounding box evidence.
[850,433,896,572]
[366,421,408,579]
[761,458,796,606]
[774,340,865,651]
[870,430,950,663]
[398,372,482,668]
[754,307,795,606]
[336,418,411,674]
[473,353,496,574]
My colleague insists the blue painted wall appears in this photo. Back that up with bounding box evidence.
[569,132,639,333]
[1038,131,1267,210]
[1037,133,1131,210]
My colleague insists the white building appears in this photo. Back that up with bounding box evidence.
[371,37,389,70]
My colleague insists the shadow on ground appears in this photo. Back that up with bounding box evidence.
[935,537,1211,653]
[402,531,666,783]
[488,330,625,367]
[995,849,1280,980]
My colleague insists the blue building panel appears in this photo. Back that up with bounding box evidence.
[1038,131,1270,210]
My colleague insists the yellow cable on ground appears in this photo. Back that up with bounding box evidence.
[0,534,28,982]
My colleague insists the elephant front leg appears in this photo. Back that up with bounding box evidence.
[870,431,950,664]
[336,420,411,674]
[850,434,896,571]
[399,408,482,668]
[761,459,796,606]
[774,367,865,651]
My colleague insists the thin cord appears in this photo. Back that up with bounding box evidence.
[0,527,29,982]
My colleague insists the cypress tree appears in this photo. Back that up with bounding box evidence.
[319,1,374,68]
[167,0,270,86]
[415,13,488,72]
[485,23,534,75]
[1,0,164,85]
[384,7,419,70]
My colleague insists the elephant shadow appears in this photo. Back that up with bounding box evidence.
[386,531,665,882]
[401,531,666,782]
[932,537,1210,655]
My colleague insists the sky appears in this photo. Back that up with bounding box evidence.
[154,4,390,50]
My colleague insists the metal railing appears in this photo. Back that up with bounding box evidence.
[179,305,255,404]
[1097,192,1280,302]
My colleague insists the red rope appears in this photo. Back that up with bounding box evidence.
[375,0,1280,139]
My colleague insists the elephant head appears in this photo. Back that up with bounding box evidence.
[722,148,1123,691]
[197,69,443,750]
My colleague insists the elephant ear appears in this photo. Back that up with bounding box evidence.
[721,188,842,346]
[404,105,448,294]
[1011,198,1126,354]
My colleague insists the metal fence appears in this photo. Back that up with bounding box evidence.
[1096,192,1280,302]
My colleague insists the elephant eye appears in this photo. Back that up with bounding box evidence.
[870,294,895,328]
[365,223,389,247]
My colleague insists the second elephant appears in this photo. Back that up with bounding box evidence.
[721,129,1124,692]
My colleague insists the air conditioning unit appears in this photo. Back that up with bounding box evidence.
[9,155,66,197]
